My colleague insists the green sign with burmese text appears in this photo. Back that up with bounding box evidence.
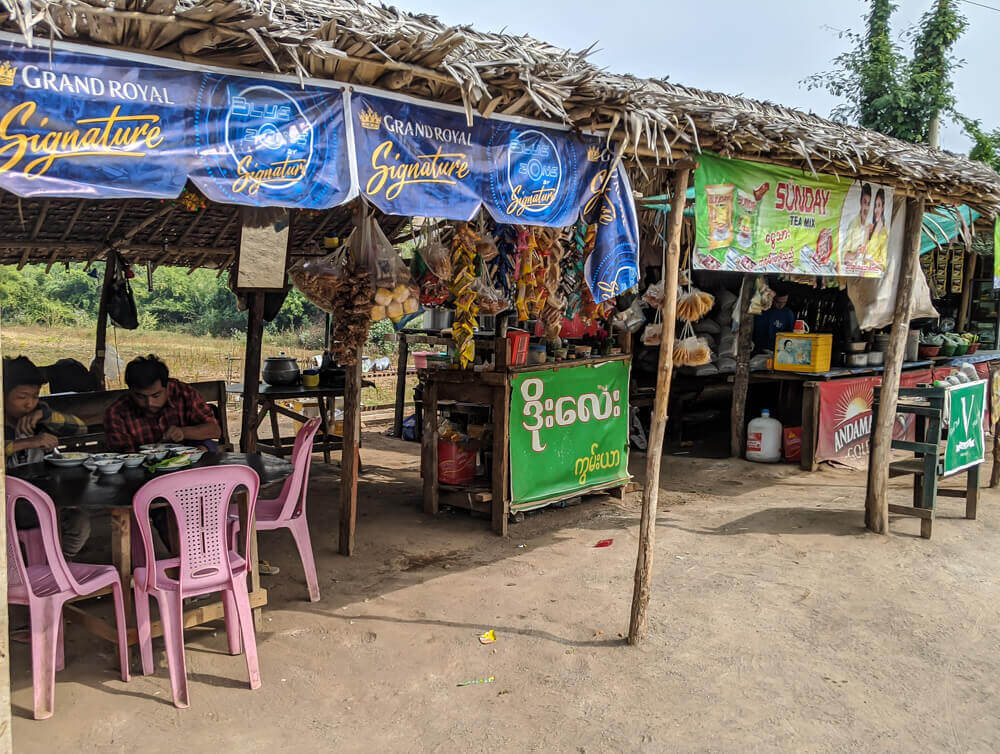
[509,360,630,509]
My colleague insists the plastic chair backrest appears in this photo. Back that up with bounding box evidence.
[132,465,260,593]
[5,477,76,595]
[276,417,322,520]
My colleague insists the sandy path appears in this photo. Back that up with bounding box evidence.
[10,434,1000,753]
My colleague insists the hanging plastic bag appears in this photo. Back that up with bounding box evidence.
[677,287,714,322]
[641,322,662,346]
[748,276,775,315]
[673,322,712,367]
[420,224,452,280]
[473,263,509,316]
[366,216,422,329]
[642,280,665,310]
[288,238,352,314]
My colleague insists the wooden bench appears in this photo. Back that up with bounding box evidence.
[43,380,232,452]
[876,383,985,539]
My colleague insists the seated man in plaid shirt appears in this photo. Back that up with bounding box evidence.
[105,355,221,452]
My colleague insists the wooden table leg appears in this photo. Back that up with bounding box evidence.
[966,463,981,520]
[110,508,133,624]
[237,490,263,631]
[316,395,332,465]
[422,381,439,516]
[268,400,283,457]
[393,335,409,438]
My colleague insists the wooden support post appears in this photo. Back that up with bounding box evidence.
[865,195,926,534]
[91,251,116,388]
[239,292,265,454]
[990,430,1000,488]
[0,316,14,751]
[339,347,362,556]
[393,333,409,438]
[956,252,975,332]
[628,167,689,645]
[730,276,754,458]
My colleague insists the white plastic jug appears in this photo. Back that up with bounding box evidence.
[746,409,783,463]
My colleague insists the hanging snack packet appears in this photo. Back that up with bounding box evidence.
[367,217,422,329]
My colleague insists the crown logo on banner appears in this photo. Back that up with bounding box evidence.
[358,107,382,130]
[586,145,602,162]
[0,61,17,87]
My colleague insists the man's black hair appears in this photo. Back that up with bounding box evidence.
[861,183,872,200]
[3,356,44,396]
[124,355,169,391]
[783,339,793,349]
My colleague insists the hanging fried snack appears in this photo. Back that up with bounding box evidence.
[676,287,715,322]
[450,223,480,368]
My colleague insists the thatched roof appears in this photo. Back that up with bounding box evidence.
[2,0,998,216]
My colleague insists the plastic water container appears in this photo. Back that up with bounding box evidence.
[746,409,783,463]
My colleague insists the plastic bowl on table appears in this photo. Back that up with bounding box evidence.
[95,458,125,474]
[45,452,90,468]
[120,453,146,468]
[967,342,980,354]
[177,449,205,463]
[938,342,957,357]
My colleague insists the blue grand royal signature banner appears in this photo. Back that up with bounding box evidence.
[351,91,639,301]
[0,38,637,300]
[0,42,353,208]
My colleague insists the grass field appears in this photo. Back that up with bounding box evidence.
[0,324,410,406]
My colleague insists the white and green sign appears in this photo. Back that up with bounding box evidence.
[509,360,630,508]
[694,153,893,277]
[943,380,987,475]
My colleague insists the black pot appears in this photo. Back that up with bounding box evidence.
[262,355,300,386]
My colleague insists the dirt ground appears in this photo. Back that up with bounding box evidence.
[10,431,1000,753]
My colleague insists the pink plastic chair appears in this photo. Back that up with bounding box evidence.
[230,417,323,602]
[6,478,130,720]
[132,465,261,709]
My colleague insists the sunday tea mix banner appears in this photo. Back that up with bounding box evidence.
[694,153,893,277]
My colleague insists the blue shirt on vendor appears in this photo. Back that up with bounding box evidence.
[753,294,796,352]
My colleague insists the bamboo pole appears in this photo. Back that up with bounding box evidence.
[730,277,754,458]
[628,166,690,645]
[865,195,926,533]
[0,313,14,753]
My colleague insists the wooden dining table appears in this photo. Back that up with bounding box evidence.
[8,452,293,647]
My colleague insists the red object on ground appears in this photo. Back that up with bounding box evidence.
[594,539,614,548]
[438,440,476,484]
[783,426,802,462]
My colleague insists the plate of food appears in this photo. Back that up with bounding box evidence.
[44,451,90,468]
[148,454,192,472]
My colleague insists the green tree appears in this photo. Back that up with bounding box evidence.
[805,0,966,145]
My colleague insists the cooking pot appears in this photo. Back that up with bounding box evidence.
[262,354,300,386]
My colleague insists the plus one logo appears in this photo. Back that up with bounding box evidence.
[224,85,314,195]
[505,129,561,216]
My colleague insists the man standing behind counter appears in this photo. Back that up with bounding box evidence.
[105,355,221,452]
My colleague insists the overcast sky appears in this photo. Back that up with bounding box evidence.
[390,0,996,155]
